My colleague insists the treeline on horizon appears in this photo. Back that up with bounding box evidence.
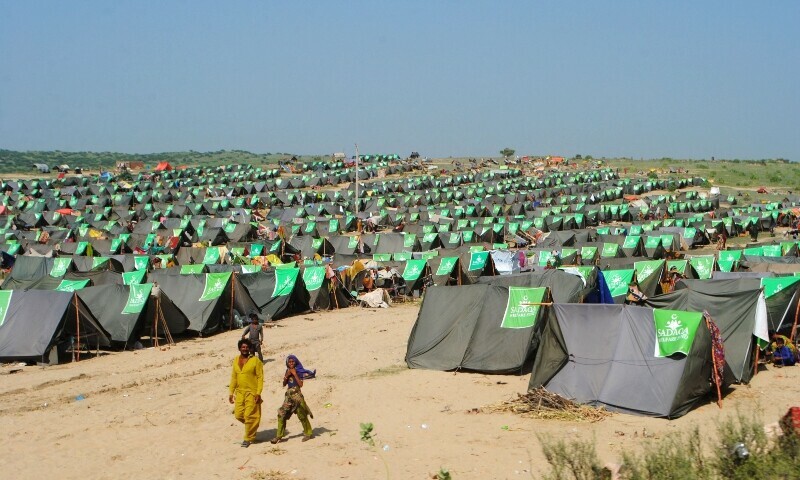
[0,148,793,175]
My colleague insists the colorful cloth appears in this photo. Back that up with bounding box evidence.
[774,346,796,366]
[286,354,316,380]
[275,386,313,438]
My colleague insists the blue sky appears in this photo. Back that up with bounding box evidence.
[1,1,798,160]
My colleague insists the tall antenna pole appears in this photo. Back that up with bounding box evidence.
[354,143,360,217]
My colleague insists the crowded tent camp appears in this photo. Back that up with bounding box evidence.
[0,154,798,480]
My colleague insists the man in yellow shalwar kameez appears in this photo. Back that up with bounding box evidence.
[229,339,263,447]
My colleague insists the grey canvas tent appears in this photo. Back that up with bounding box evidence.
[236,268,311,320]
[76,284,151,347]
[406,284,549,373]
[0,290,110,363]
[529,304,713,418]
[645,279,768,384]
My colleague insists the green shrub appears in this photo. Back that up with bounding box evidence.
[539,435,608,480]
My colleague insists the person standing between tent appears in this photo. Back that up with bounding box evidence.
[242,312,264,361]
[229,339,263,447]
[271,354,314,444]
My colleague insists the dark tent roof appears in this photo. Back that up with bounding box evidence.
[529,304,713,418]
[0,290,110,362]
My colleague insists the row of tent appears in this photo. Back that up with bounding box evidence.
[406,271,773,419]
[0,256,357,364]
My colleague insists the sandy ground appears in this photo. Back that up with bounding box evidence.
[1,302,798,480]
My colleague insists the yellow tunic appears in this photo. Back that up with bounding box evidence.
[230,355,264,442]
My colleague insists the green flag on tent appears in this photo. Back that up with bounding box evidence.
[55,279,90,292]
[761,277,800,299]
[468,251,489,271]
[402,260,427,282]
[272,268,299,297]
[604,269,635,297]
[634,260,663,282]
[653,309,703,357]
[122,270,147,285]
[202,247,221,264]
[689,256,715,279]
[50,258,71,277]
[500,287,546,329]
[122,283,153,314]
[240,264,260,274]
[0,290,12,327]
[302,266,326,291]
[436,257,458,276]
[199,272,231,301]
[181,264,205,275]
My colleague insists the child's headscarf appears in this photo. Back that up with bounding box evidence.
[286,354,316,379]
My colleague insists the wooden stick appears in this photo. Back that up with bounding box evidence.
[790,291,800,345]
[153,294,159,348]
[754,343,760,378]
[229,272,236,330]
[520,302,554,306]
[74,293,80,362]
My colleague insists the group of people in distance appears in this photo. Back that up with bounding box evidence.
[228,312,316,447]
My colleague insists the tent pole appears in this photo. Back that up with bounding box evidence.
[74,293,80,362]
[790,292,800,345]
[229,272,236,330]
[753,344,759,378]
[154,294,159,349]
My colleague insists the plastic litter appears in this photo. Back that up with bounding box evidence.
[75,394,85,401]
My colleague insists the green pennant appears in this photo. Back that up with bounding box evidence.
[122,283,153,314]
[55,279,90,292]
[653,309,702,357]
[302,266,326,291]
[501,287,546,329]
[601,243,619,258]
[0,290,12,327]
[604,269,635,297]
[272,268,299,297]
[634,260,663,282]
[199,272,231,301]
[468,251,489,271]
[181,264,205,275]
[580,246,597,260]
[689,256,715,279]
[761,277,800,298]
[717,259,735,272]
[133,256,149,271]
[436,257,458,276]
[623,235,640,249]
[249,244,264,257]
[92,257,110,270]
[50,257,72,277]
[373,253,391,262]
[241,264,261,274]
[202,247,220,264]
[122,269,147,285]
[402,259,427,282]
[719,250,742,263]
[75,241,88,255]
[393,251,412,262]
